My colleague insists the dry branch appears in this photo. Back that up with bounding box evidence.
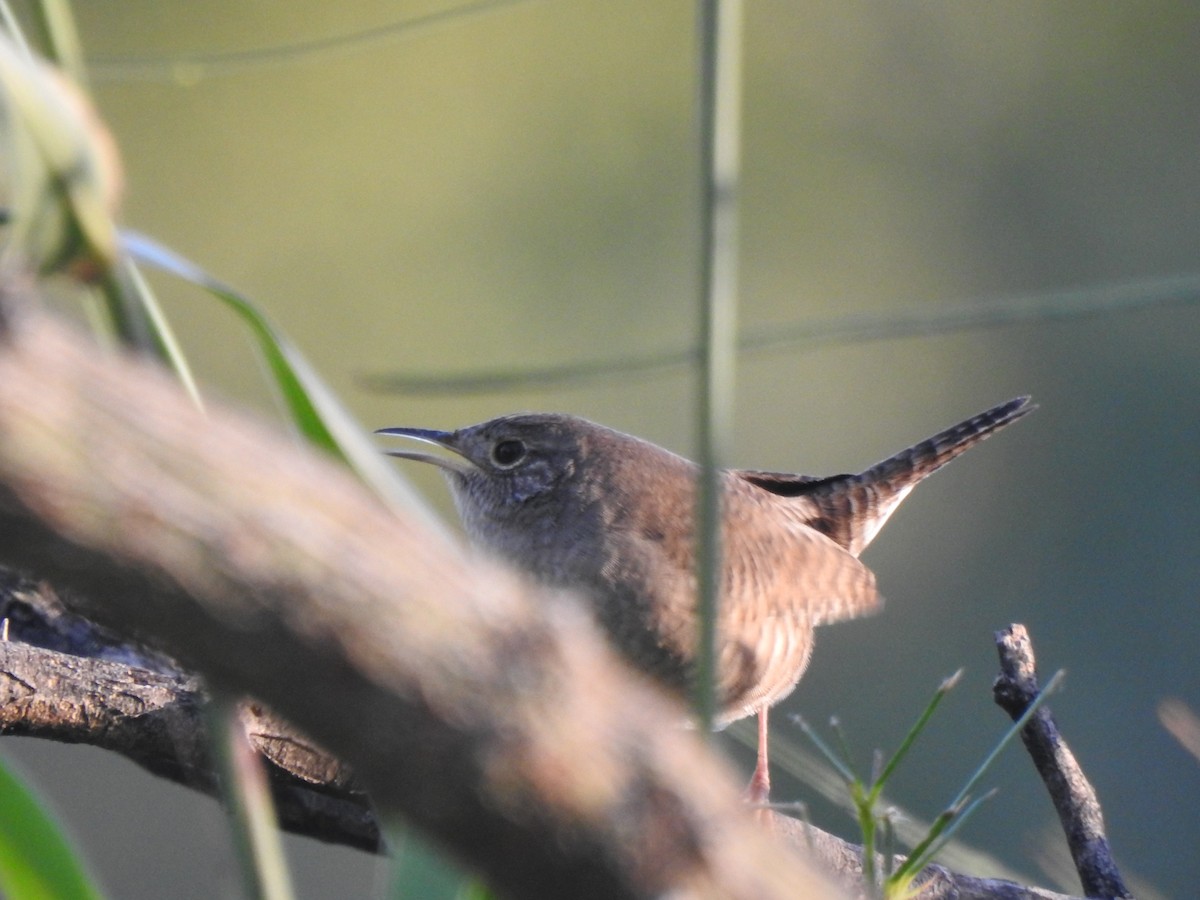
[0,575,379,850]
[993,625,1130,899]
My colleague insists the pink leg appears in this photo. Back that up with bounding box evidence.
[744,706,771,805]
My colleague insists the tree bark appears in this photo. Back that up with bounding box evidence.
[0,574,378,850]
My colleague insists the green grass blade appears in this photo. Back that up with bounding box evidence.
[692,0,742,733]
[0,752,105,900]
[948,669,1064,814]
[115,256,205,409]
[731,720,1030,884]
[891,789,997,888]
[122,231,446,531]
[0,31,118,277]
[887,671,1064,886]
[23,0,88,87]
[0,1,36,59]
[0,26,171,355]
[868,669,962,803]
[855,780,877,891]
[792,715,858,784]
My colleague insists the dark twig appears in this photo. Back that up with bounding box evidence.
[993,625,1131,899]
[0,576,380,851]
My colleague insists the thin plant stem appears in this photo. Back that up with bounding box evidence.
[361,273,1200,395]
[24,0,87,86]
[869,669,962,804]
[791,715,857,783]
[949,669,1064,813]
[890,670,1064,885]
[87,0,538,83]
[692,0,742,733]
[205,699,296,900]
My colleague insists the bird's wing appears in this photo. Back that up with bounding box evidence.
[723,475,884,628]
[714,489,882,717]
[735,468,863,552]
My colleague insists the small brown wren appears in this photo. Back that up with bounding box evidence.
[377,396,1033,799]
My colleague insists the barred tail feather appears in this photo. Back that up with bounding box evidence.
[740,397,1035,558]
[840,395,1035,553]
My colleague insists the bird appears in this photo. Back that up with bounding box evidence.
[377,396,1034,801]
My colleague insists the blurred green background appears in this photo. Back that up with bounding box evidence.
[4,1,1199,897]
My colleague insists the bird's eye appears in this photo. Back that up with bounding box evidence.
[491,439,526,468]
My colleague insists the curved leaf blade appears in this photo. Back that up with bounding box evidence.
[0,753,105,900]
[122,230,445,533]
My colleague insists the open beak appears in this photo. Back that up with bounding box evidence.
[374,426,476,476]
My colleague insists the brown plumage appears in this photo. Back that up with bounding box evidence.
[378,396,1033,798]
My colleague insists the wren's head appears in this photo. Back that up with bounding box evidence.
[376,414,613,577]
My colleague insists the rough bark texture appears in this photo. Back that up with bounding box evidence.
[0,575,378,850]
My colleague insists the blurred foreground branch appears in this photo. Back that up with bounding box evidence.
[0,281,1082,899]
[0,279,833,898]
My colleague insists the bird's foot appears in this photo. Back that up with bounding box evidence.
[743,765,770,807]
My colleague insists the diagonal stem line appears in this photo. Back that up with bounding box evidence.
[362,273,1200,395]
[88,0,540,83]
